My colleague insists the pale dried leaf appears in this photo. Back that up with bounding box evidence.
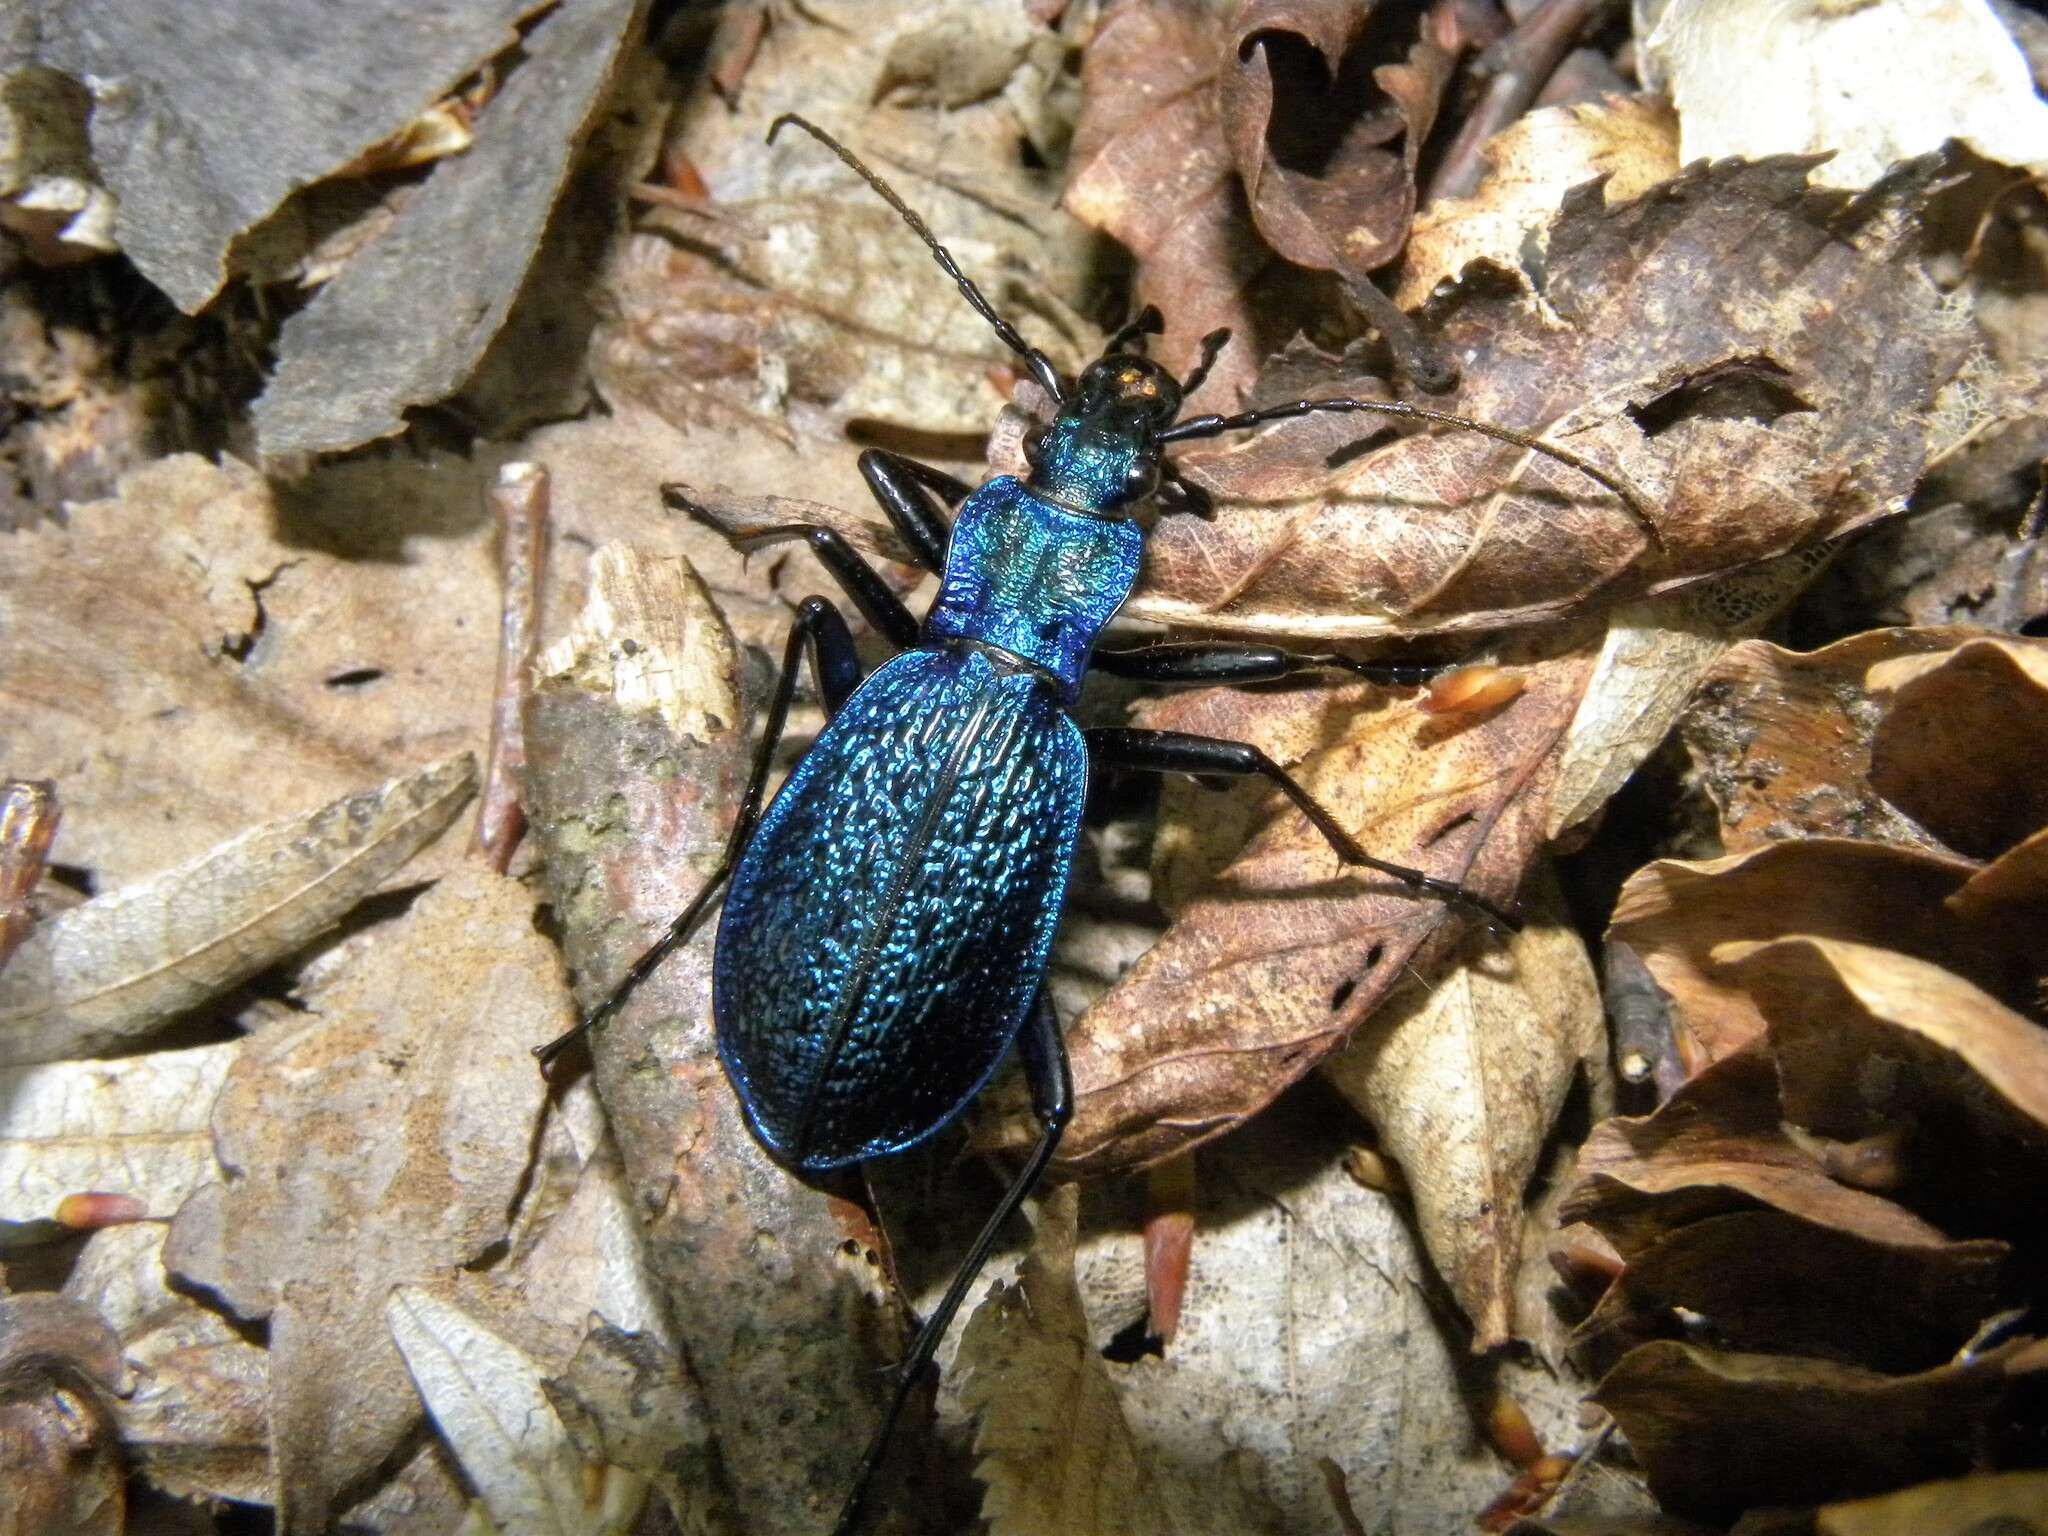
[0,1042,236,1231]
[162,862,563,1534]
[62,1222,269,1505]
[1815,1470,2048,1535]
[387,1285,645,1536]
[0,754,475,1065]
[1547,546,1838,838]
[1399,95,1680,308]
[0,453,499,889]
[1323,890,1604,1347]
[1644,0,2048,189]
[956,1185,1178,1536]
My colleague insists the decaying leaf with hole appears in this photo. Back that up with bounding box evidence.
[1398,95,1681,307]
[1138,154,1987,640]
[0,754,475,1066]
[1323,886,1605,1348]
[161,863,563,1535]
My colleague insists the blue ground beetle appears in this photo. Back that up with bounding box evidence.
[551,114,1654,1536]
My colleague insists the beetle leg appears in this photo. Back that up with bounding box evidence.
[1085,727,1522,932]
[534,596,866,1069]
[832,990,1071,1536]
[1091,641,1442,689]
[859,448,971,576]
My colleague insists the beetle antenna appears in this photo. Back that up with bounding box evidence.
[1104,304,1164,355]
[1159,396,1662,549]
[1176,327,1233,400]
[768,114,1067,403]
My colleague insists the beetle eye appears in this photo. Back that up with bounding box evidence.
[1022,423,1049,466]
[1122,457,1162,502]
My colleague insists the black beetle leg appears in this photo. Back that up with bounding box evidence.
[1091,641,1443,690]
[858,447,971,577]
[534,596,866,1068]
[831,989,1072,1536]
[1085,726,1522,932]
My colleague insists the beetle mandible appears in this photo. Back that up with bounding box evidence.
[550,113,1657,1536]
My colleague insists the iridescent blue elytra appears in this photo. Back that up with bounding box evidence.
[716,469,1142,1168]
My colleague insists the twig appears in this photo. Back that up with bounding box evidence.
[1426,0,1621,206]
[472,463,549,873]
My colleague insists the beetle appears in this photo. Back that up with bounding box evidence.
[551,114,1656,1536]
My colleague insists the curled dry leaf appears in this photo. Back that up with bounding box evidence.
[984,632,1597,1178]
[386,1285,645,1536]
[250,0,643,454]
[1606,841,2040,1072]
[0,453,500,890]
[522,544,934,1536]
[1323,885,1605,1348]
[0,1291,128,1536]
[0,753,475,1066]
[1862,636,2048,859]
[1561,1047,1954,1260]
[0,1041,236,1237]
[1571,1208,2008,1376]
[955,1185,1179,1536]
[61,1222,269,1505]
[1398,94,1680,308]
[1719,936,2048,1245]
[0,780,59,971]
[1138,153,1986,640]
[1220,1,1453,298]
[1591,1337,2048,1520]
[161,862,562,1535]
[1681,628,1983,856]
[1642,0,2048,189]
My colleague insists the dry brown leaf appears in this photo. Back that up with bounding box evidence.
[0,1291,127,1536]
[1323,884,1604,1348]
[956,1185,1179,1536]
[0,453,499,890]
[1950,823,2048,920]
[1643,0,2048,189]
[1062,0,1277,400]
[161,863,562,1534]
[0,1042,236,1234]
[522,544,935,1536]
[1399,94,1680,308]
[1591,1337,2048,1521]
[1681,629,1982,856]
[1571,1209,2008,1376]
[1220,2,1452,291]
[1562,1047,1952,1259]
[0,754,474,1066]
[1813,1470,2048,1535]
[1863,636,2048,859]
[1607,841,2041,1071]
[0,780,59,972]
[1136,153,1985,640]
[988,632,1596,1179]
[61,1221,269,1505]
[1719,936,2048,1246]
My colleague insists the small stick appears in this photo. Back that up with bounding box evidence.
[1427,0,1619,206]
[472,463,549,874]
